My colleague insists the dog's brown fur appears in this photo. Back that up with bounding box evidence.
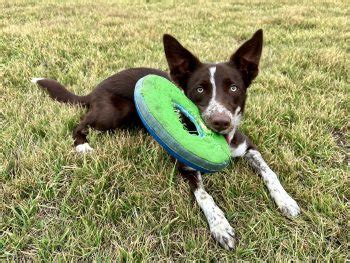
[31,30,301,250]
[35,31,263,147]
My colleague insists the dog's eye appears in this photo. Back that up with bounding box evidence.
[229,84,237,92]
[196,86,204,93]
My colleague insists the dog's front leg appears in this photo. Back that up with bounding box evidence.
[230,132,300,217]
[178,164,236,250]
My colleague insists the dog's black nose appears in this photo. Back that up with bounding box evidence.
[211,114,231,131]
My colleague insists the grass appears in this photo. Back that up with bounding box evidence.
[1,0,349,261]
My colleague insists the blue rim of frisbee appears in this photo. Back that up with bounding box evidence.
[134,75,230,173]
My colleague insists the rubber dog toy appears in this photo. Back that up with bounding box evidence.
[134,75,230,173]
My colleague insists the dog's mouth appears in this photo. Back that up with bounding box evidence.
[179,111,235,143]
[202,122,235,145]
[224,134,232,144]
[215,128,235,145]
[200,114,236,144]
[223,130,236,145]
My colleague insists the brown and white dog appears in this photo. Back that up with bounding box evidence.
[32,29,300,250]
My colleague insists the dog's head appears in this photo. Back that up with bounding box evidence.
[163,30,263,143]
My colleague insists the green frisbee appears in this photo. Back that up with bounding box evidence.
[134,75,230,173]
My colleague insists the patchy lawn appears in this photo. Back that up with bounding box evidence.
[1,0,349,261]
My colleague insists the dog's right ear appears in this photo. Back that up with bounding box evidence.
[229,29,263,87]
[163,34,201,89]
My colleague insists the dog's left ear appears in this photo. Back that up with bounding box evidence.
[229,29,263,87]
[163,34,202,89]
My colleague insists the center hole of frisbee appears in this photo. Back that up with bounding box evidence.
[174,104,204,137]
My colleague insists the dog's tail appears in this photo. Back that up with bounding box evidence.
[31,78,90,106]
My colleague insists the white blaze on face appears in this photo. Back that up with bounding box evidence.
[204,66,233,117]
[208,67,220,109]
[202,66,242,137]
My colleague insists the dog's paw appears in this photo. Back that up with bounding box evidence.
[277,194,300,218]
[75,143,94,153]
[210,221,236,250]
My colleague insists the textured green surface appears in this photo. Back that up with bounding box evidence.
[139,75,231,164]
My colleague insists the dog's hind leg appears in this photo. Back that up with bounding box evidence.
[230,131,300,217]
[178,163,236,250]
[73,97,135,153]
[73,111,96,153]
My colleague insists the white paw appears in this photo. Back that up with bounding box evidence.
[210,220,236,250]
[31,77,45,83]
[75,143,94,153]
[277,194,300,218]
